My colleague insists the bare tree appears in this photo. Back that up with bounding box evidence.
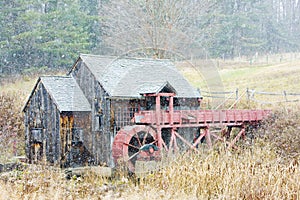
[100,0,225,107]
[101,0,215,59]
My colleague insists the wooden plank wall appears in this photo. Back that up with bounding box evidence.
[24,82,60,164]
[71,61,113,167]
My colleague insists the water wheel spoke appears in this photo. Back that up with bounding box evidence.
[127,151,140,161]
[134,133,142,147]
[142,131,149,145]
[123,142,140,150]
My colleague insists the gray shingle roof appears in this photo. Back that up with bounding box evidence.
[40,76,91,112]
[79,54,200,98]
[137,81,176,95]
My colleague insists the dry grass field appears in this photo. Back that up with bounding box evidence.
[0,57,300,199]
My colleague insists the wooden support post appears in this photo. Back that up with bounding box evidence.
[210,132,238,149]
[168,128,178,155]
[173,131,199,152]
[192,130,206,148]
[156,95,162,149]
[169,96,174,125]
[204,128,212,148]
[227,127,245,149]
[156,95,161,125]
[173,129,178,153]
[226,126,232,139]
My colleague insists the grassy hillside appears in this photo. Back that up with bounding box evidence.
[0,58,300,199]
[177,58,300,109]
[178,59,300,92]
[219,61,300,92]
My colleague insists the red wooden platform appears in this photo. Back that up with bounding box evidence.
[134,109,271,127]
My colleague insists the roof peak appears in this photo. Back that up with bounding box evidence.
[79,53,172,62]
[40,75,71,78]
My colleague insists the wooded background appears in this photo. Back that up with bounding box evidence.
[1,0,300,74]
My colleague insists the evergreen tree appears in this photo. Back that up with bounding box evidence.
[0,0,99,74]
[1,0,300,74]
[206,0,267,58]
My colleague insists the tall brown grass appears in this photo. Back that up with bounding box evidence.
[135,146,299,199]
[0,164,114,200]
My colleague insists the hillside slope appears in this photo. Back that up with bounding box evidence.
[219,60,300,92]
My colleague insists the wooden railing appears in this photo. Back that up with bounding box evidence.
[134,109,271,127]
[200,88,300,108]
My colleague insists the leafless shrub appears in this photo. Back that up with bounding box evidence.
[0,92,25,161]
[256,106,300,162]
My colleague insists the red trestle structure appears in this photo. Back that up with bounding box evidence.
[112,92,272,172]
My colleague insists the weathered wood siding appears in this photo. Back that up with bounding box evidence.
[24,82,60,164]
[60,114,74,161]
[71,60,113,166]
[24,80,93,166]
[59,113,91,158]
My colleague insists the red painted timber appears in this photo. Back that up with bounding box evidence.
[134,109,271,125]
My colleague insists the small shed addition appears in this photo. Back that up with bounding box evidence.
[23,76,92,167]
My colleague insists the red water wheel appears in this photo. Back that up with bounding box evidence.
[112,125,160,172]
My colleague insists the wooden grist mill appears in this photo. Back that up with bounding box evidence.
[23,54,271,172]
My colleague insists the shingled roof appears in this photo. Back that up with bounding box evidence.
[78,54,200,98]
[23,76,91,112]
[137,81,177,95]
